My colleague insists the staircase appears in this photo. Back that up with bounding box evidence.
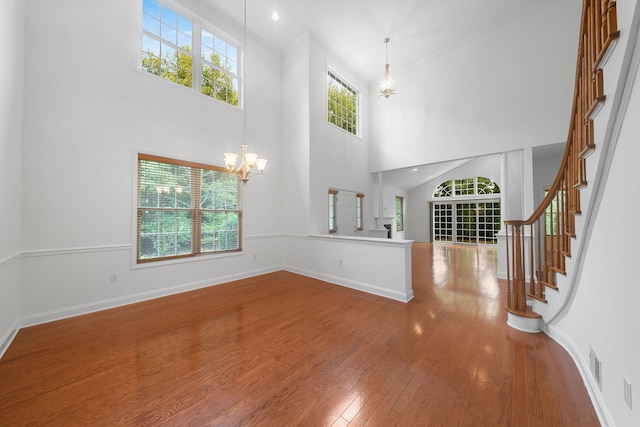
[504,0,620,331]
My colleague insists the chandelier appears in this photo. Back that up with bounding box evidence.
[224,146,267,183]
[223,0,267,183]
[378,37,397,98]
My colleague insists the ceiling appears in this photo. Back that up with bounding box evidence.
[206,0,551,84]
[374,158,472,192]
[205,0,556,191]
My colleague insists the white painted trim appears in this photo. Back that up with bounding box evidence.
[308,233,413,247]
[19,265,283,329]
[506,312,541,333]
[21,244,131,258]
[284,265,414,303]
[245,233,286,240]
[0,319,20,361]
[545,324,614,427]
[0,252,21,268]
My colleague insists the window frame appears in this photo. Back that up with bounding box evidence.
[433,177,500,199]
[327,69,360,136]
[136,152,242,265]
[140,0,243,108]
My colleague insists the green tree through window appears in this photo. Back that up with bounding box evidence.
[137,154,241,263]
[141,0,239,106]
[328,71,358,135]
[396,196,404,232]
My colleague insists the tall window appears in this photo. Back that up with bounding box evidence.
[433,203,453,242]
[327,71,359,135]
[137,153,241,263]
[200,29,239,105]
[328,190,338,233]
[396,196,404,232]
[356,193,364,230]
[141,0,240,106]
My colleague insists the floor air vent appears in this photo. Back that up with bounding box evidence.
[589,347,602,390]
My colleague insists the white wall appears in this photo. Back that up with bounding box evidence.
[307,34,372,235]
[17,0,283,322]
[532,142,564,208]
[282,32,311,236]
[0,0,24,355]
[370,0,581,172]
[283,234,413,302]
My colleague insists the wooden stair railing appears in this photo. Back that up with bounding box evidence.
[505,0,619,317]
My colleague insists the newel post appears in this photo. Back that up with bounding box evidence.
[505,220,527,313]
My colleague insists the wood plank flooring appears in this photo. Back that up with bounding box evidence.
[0,243,599,426]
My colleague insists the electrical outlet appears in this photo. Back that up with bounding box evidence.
[110,273,119,283]
[624,377,632,410]
[339,259,343,266]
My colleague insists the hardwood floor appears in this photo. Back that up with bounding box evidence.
[0,243,599,426]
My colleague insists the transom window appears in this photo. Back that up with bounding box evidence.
[137,153,242,263]
[141,0,240,106]
[327,70,359,135]
[434,177,500,198]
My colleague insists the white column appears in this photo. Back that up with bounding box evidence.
[500,153,509,221]
[522,147,534,220]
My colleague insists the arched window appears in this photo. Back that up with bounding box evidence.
[433,177,500,198]
[477,177,500,195]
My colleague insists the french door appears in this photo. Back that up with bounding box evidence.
[432,200,501,245]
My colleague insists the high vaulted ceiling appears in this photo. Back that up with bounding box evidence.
[207,0,553,85]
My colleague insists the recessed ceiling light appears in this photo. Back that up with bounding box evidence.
[271,11,280,21]
[410,168,418,172]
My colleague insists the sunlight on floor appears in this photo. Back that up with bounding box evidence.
[430,244,501,320]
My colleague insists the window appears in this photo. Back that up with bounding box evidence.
[455,178,475,196]
[327,71,359,135]
[137,153,241,263]
[433,203,453,242]
[431,176,501,245]
[433,177,500,198]
[477,176,499,195]
[356,193,364,230]
[396,196,404,232]
[329,189,338,233]
[201,29,239,105]
[141,0,240,106]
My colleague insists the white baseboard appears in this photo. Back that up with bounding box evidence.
[18,265,283,329]
[545,324,614,427]
[0,319,20,360]
[283,265,414,303]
